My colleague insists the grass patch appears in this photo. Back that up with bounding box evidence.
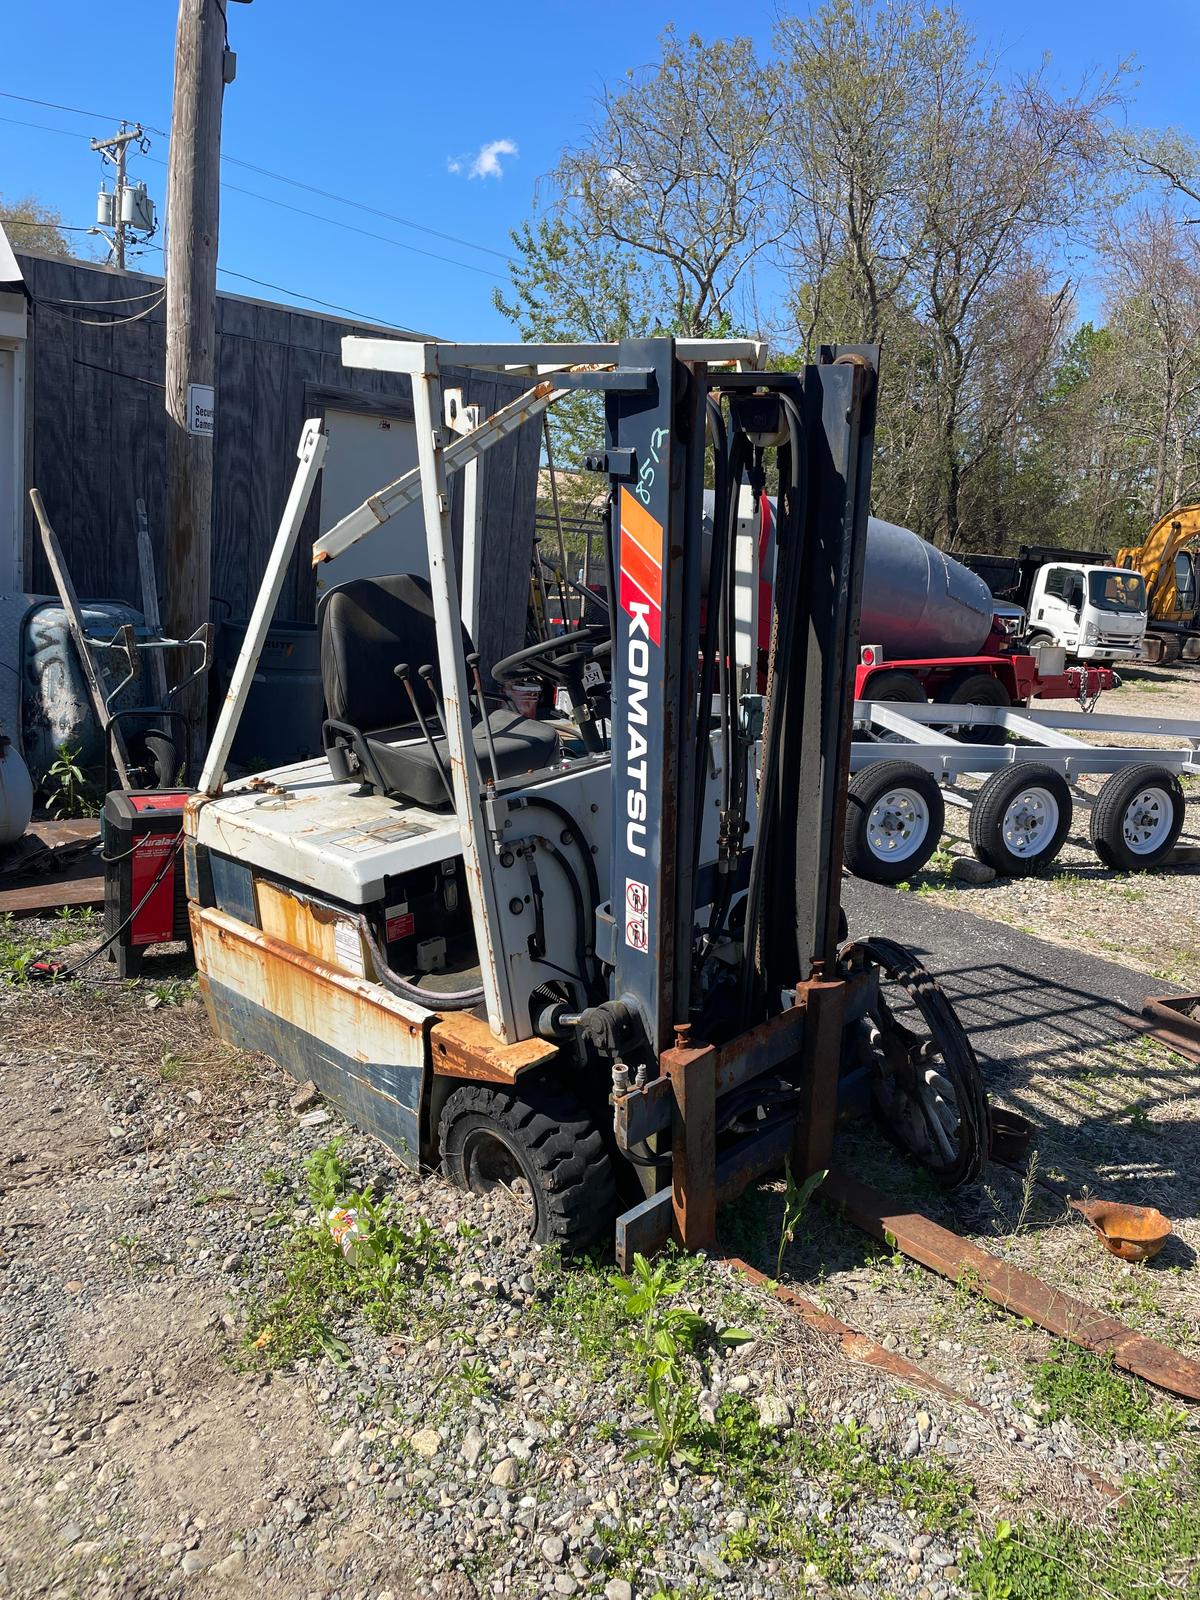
[1031,1346,1187,1443]
[0,907,100,981]
[241,1139,449,1367]
[968,1461,1200,1599]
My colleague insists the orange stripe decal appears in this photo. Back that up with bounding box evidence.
[620,488,663,567]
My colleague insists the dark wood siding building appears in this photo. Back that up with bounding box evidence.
[6,248,538,672]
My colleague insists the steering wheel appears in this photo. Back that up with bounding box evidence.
[491,624,611,688]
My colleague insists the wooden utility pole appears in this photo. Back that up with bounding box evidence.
[164,0,227,764]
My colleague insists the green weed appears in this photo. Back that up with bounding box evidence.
[241,1140,450,1367]
[968,1463,1200,1599]
[1031,1347,1186,1443]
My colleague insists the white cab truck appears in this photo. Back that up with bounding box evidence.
[963,545,1147,664]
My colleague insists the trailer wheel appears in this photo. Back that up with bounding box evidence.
[856,937,990,1187]
[845,762,944,884]
[1089,765,1184,871]
[941,671,1010,746]
[861,670,926,705]
[438,1081,616,1252]
[969,765,1072,876]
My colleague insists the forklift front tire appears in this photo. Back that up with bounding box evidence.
[438,1082,616,1252]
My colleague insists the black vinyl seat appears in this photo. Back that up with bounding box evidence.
[319,574,557,809]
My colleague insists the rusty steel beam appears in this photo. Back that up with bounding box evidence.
[665,1036,717,1253]
[724,1258,1122,1500]
[823,1170,1200,1402]
[1139,994,1200,1065]
[791,977,845,1177]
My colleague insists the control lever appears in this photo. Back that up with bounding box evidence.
[394,663,454,806]
[466,651,501,788]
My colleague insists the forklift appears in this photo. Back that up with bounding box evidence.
[185,337,990,1265]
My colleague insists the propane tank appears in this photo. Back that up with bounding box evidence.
[861,518,994,658]
[0,734,34,846]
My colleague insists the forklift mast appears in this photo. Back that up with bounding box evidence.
[599,341,878,1060]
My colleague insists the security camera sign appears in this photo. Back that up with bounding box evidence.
[624,877,649,951]
[186,383,215,437]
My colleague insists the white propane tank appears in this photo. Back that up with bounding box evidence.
[0,735,34,846]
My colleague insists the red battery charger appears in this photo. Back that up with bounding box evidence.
[101,789,191,976]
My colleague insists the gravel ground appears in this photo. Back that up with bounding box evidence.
[2,912,1198,1600]
[887,661,1200,990]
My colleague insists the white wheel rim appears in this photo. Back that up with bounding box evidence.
[1121,787,1173,855]
[1001,786,1060,858]
[866,789,930,862]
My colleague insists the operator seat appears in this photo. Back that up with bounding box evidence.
[319,574,557,809]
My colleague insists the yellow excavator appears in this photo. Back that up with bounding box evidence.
[1117,506,1200,663]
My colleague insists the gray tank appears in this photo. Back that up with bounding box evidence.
[861,517,993,658]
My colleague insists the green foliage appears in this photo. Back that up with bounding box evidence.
[242,1142,450,1367]
[1031,1347,1186,1443]
[44,744,99,819]
[967,1463,1200,1599]
[0,906,97,982]
[775,1162,827,1279]
[0,191,74,255]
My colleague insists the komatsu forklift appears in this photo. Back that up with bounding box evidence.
[185,336,990,1264]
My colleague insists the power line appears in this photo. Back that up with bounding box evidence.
[0,87,510,261]
[3,109,508,280]
[0,89,164,131]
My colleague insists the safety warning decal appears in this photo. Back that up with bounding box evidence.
[624,877,650,951]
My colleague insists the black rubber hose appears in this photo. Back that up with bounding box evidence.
[357,915,485,1011]
[526,834,599,1004]
[703,430,753,947]
[739,392,807,1019]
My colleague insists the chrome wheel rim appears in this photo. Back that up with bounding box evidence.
[866,789,930,863]
[1122,788,1173,855]
[1001,786,1059,858]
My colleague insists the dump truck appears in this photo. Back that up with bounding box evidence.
[961,545,1146,664]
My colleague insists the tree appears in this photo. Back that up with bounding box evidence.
[777,0,1125,548]
[0,193,72,256]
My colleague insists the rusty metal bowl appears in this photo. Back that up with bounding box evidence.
[1070,1199,1172,1262]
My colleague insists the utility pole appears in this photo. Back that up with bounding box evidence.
[91,124,156,269]
[164,0,231,765]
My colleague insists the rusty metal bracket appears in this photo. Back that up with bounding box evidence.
[822,1170,1200,1401]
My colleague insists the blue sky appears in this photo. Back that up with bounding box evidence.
[1,1,1197,339]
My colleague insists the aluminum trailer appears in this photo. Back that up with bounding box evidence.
[845,700,1200,881]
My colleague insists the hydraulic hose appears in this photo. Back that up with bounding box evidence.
[510,796,602,966]
[357,914,485,1011]
[738,391,808,1020]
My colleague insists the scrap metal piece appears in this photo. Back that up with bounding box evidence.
[1139,994,1200,1065]
[724,1257,1122,1501]
[823,1169,1200,1402]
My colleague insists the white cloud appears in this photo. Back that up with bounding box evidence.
[448,137,519,181]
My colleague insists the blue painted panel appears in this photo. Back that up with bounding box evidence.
[210,853,258,926]
[205,977,421,1166]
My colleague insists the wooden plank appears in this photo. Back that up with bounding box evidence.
[28,491,133,787]
[0,875,104,917]
[823,1169,1200,1402]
